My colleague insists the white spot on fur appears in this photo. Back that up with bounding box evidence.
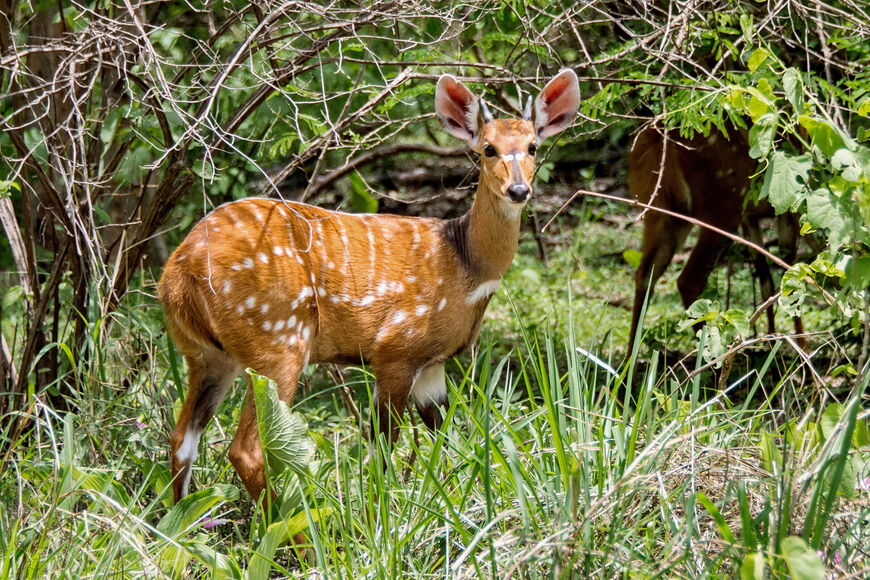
[376,281,389,295]
[390,311,407,325]
[260,303,270,314]
[466,279,500,304]
[302,326,311,340]
[415,305,429,316]
[223,280,232,294]
[296,254,305,265]
[274,320,285,332]
[262,320,272,331]
[438,297,447,311]
[287,315,297,327]
[328,261,335,269]
[359,295,375,306]
[317,286,327,297]
[236,304,244,315]
[273,246,284,256]
[411,363,447,405]
[231,263,242,271]
[407,276,417,283]
[245,296,256,309]
[243,257,254,269]
[258,252,269,264]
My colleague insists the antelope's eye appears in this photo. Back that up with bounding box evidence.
[528,143,537,156]
[483,144,496,157]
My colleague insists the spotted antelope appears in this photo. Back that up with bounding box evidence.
[159,70,580,503]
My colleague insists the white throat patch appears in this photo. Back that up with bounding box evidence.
[466,279,501,304]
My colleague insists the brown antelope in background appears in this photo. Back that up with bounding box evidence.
[159,70,580,503]
[627,122,799,353]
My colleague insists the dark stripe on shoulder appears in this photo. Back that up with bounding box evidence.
[440,214,472,272]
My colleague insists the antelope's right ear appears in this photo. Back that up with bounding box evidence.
[435,75,480,146]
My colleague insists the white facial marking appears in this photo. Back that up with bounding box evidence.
[466,279,501,304]
[410,363,447,405]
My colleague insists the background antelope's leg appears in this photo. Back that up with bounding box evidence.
[629,214,690,350]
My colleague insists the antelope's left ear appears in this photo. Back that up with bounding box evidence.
[533,69,580,140]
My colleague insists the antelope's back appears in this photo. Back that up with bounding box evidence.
[158,198,484,366]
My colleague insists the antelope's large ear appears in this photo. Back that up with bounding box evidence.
[435,75,481,146]
[533,69,580,140]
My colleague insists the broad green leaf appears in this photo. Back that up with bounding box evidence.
[749,113,776,159]
[740,552,765,580]
[747,48,771,72]
[759,151,812,213]
[798,116,853,159]
[780,536,825,580]
[858,98,870,117]
[156,485,239,576]
[831,148,863,182]
[805,189,850,248]
[845,256,870,291]
[783,68,803,115]
[818,403,844,441]
[250,371,314,476]
[157,484,239,536]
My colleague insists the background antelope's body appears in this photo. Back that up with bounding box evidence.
[160,70,580,503]
[628,123,798,352]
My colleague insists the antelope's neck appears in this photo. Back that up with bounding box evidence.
[443,181,523,282]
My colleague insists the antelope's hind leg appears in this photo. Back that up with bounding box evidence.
[170,347,240,503]
[227,345,310,504]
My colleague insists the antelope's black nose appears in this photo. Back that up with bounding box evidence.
[507,184,530,203]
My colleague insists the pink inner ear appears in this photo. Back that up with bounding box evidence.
[541,75,570,105]
[445,82,473,106]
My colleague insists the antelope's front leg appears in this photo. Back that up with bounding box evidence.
[411,362,448,432]
[370,361,417,445]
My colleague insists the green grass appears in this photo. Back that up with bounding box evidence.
[1,228,868,579]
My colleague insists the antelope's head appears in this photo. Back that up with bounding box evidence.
[435,69,580,206]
